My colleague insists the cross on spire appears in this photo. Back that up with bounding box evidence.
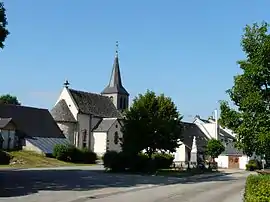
[64,80,70,88]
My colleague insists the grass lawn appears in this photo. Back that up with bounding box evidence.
[0,150,95,168]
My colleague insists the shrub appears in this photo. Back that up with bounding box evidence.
[246,159,262,171]
[103,151,126,172]
[80,148,97,164]
[0,150,11,165]
[53,144,97,164]
[53,144,71,161]
[244,174,270,202]
[152,153,174,169]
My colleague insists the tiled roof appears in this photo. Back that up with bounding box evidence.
[219,128,235,139]
[93,118,117,132]
[69,88,123,118]
[181,122,209,152]
[51,99,76,123]
[0,104,65,138]
[222,142,243,156]
[0,118,12,128]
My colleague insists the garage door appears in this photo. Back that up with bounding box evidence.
[228,156,240,169]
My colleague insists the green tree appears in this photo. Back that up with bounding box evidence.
[0,2,9,49]
[206,139,225,160]
[0,94,20,105]
[121,90,183,158]
[219,22,270,158]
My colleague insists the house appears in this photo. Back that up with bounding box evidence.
[0,104,69,155]
[51,47,128,156]
[174,122,208,164]
[193,114,254,169]
[0,118,17,150]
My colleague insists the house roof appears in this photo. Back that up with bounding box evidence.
[219,128,235,140]
[93,118,117,132]
[0,104,65,138]
[51,99,77,123]
[69,88,123,118]
[222,142,243,156]
[101,55,129,96]
[181,122,209,152]
[0,118,13,129]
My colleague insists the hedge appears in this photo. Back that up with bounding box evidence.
[244,174,270,202]
[53,144,97,164]
[102,151,174,172]
[246,159,262,171]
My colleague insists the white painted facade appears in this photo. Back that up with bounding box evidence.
[174,143,189,163]
[92,119,123,157]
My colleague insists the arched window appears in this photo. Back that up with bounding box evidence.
[120,97,123,109]
[114,132,119,144]
[122,98,126,109]
[110,96,113,102]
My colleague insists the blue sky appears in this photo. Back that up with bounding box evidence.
[1,1,269,121]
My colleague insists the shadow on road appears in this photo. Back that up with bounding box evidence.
[0,169,239,198]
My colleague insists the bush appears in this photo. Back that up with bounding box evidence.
[53,144,97,164]
[246,159,262,171]
[103,151,126,172]
[0,150,11,165]
[153,153,174,169]
[244,174,270,202]
[102,151,174,172]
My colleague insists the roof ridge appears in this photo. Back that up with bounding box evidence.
[69,88,109,98]
[0,104,49,112]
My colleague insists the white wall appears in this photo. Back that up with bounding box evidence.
[56,87,78,120]
[93,132,107,157]
[107,120,123,152]
[0,130,16,149]
[23,139,44,155]
[215,155,229,168]
[239,156,249,169]
[173,144,187,163]
[57,122,77,144]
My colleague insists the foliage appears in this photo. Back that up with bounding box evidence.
[246,159,262,171]
[206,139,225,159]
[0,94,20,105]
[0,150,11,164]
[219,22,270,158]
[152,153,174,169]
[244,174,270,202]
[121,90,183,158]
[0,2,9,49]
[53,144,97,164]
[102,151,174,172]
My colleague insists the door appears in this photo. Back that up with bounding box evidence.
[228,156,240,169]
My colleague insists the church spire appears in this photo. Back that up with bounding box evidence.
[101,41,129,96]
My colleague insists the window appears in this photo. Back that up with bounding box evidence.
[82,129,87,148]
[114,132,119,144]
[120,97,123,109]
[110,96,113,102]
[115,124,118,128]
[83,142,87,148]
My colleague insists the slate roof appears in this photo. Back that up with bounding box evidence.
[181,122,209,152]
[219,128,235,140]
[0,104,65,139]
[101,55,129,95]
[222,142,244,156]
[93,118,117,132]
[69,88,123,118]
[51,99,76,123]
[0,118,13,128]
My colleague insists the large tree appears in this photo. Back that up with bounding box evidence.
[219,22,270,159]
[121,90,183,158]
[0,94,20,105]
[206,139,225,161]
[0,2,9,49]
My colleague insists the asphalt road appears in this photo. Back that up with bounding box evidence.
[0,166,249,202]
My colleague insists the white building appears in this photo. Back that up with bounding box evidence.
[51,48,128,157]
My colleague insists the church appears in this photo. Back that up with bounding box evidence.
[50,45,129,156]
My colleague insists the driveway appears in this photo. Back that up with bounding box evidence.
[0,166,249,202]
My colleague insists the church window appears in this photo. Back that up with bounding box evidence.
[123,98,126,109]
[120,97,123,109]
[83,142,87,148]
[114,132,119,144]
[110,96,113,102]
[82,129,87,148]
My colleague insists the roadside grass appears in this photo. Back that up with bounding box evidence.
[0,150,95,168]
